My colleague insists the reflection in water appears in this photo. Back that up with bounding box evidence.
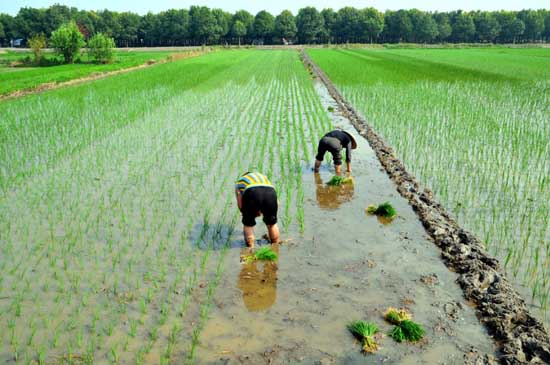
[377,215,395,225]
[238,244,279,312]
[315,173,355,210]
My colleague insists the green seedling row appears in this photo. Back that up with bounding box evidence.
[0,50,332,364]
[309,47,550,324]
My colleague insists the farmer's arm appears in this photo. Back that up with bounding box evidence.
[235,189,243,211]
[345,142,352,173]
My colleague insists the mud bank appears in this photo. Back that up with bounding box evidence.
[300,49,550,364]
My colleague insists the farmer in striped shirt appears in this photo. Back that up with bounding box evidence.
[235,172,280,248]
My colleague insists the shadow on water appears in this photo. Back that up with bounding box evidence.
[238,243,280,312]
[314,173,355,210]
[191,221,242,250]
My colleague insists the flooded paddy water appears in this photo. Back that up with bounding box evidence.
[0,50,501,364]
[194,81,496,364]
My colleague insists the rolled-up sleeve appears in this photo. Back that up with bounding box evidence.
[345,142,352,162]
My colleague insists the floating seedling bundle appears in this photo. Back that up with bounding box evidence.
[366,202,397,218]
[327,175,353,186]
[347,320,379,354]
[241,247,278,263]
[384,307,425,343]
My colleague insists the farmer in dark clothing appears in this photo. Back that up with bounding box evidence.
[235,172,280,248]
[314,130,357,175]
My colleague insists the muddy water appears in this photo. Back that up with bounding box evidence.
[194,80,496,364]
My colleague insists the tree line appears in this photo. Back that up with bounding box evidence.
[1,5,549,47]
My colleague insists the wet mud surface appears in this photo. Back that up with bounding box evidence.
[195,77,499,364]
[301,50,550,364]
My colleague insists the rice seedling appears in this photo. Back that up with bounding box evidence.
[398,320,425,342]
[347,320,379,354]
[309,47,550,323]
[327,175,353,186]
[0,49,335,363]
[383,307,411,324]
[366,202,397,219]
[255,247,278,261]
[384,307,425,343]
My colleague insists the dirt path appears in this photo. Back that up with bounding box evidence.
[300,50,550,364]
[194,79,501,364]
[0,50,206,101]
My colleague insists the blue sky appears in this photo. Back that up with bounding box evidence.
[2,0,549,15]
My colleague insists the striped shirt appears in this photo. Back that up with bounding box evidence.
[235,172,273,193]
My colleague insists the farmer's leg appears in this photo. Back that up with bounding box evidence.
[267,224,280,244]
[261,187,279,244]
[332,151,343,175]
[241,188,259,248]
[314,138,329,172]
[243,225,255,248]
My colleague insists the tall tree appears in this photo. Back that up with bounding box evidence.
[358,8,384,43]
[232,10,254,42]
[474,12,500,42]
[320,8,337,43]
[157,9,189,46]
[0,21,5,44]
[231,20,246,45]
[275,10,297,43]
[519,10,545,41]
[296,7,324,44]
[452,12,475,42]
[0,14,15,44]
[383,10,413,42]
[497,12,525,43]
[14,7,46,39]
[116,12,140,46]
[335,7,361,43]
[414,12,438,43]
[253,10,275,43]
[433,12,452,42]
[74,11,96,40]
[138,12,160,46]
[96,10,121,39]
[212,9,231,42]
[189,6,217,45]
[44,5,74,35]
[544,11,550,41]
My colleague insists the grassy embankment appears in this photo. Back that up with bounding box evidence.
[0,50,187,95]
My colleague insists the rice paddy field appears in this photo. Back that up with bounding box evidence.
[0,50,333,364]
[0,47,548,364]
[307,47,550,325]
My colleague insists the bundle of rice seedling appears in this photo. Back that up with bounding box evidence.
[366,202,397,218]
[383,307,425,343]
[327,175,353,186]
[384,307,411,324]
[388,326,405,343]
[399,320,425,342]
[347,320,379,353]
[254,247,278,261]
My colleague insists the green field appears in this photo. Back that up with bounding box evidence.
[1,47,548,363]
[0,50,186,95]
[308,47,550,321]
[0,50,330,364]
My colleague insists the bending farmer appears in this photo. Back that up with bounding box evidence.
[235,172,280,248]
[314,130,357,175]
